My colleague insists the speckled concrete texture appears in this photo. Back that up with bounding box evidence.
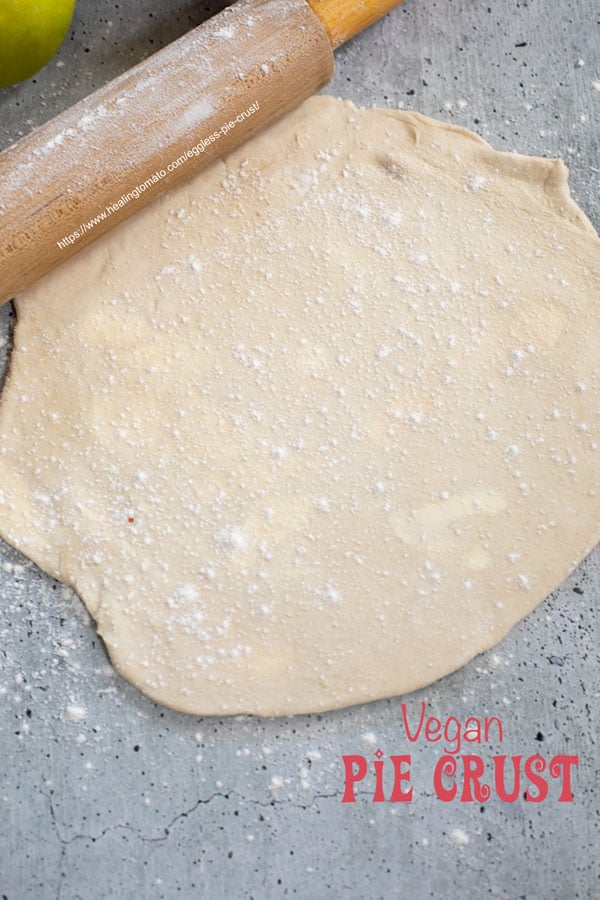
[0,1,598,898]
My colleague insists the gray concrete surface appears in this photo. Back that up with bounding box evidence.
[0,0,599,897]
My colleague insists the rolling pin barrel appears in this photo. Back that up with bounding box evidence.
[0,0,404,306]
[0,0,333,305]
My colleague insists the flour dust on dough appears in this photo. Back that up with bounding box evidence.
[0,96,598,716]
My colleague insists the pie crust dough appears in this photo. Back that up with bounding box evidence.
[0,97,598,715]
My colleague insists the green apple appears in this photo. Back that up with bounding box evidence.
[0,0,77,89]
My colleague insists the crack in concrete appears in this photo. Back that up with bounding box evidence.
[41,785,345,862]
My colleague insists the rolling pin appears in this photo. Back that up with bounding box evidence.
[0,0,405,307]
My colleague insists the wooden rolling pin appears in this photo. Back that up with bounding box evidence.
[0,0,404,307]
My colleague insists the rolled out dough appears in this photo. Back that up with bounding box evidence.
[0,96,598,716]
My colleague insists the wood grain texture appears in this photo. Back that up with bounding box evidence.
[0,0,333,306]
[308,0,405,48]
